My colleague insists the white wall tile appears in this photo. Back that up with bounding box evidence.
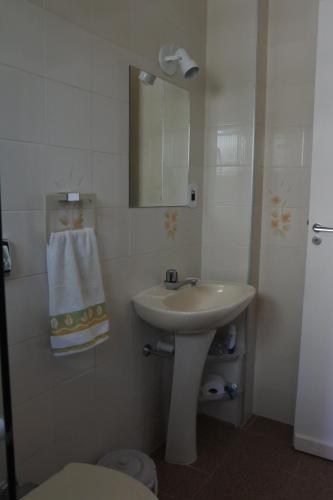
[264,126,313,168]
[46,11,92,90]
[13,393,54,464]
[53,371,100,464]
[0,141,44,210]
[206,83,255,127]
[9,336,56,406]
[128,0,168,61]
[92,153,128,207]
[252,0,318,427]
[41,145,92,193]
[28,0,44,6]
[0,0,207,483]
[268,0,319,46]
[92,94,128,154]
[45,0,92,30]
[207,0,257,39]
[262,167,311,209]
[266,83,315,127]
[127,251,164,298]
[96,207,130,260]
[94,349,158,453]
[202,243,249,282]
[254,244,307,423]
[46,80,91,149]
[267,40,317,86]
[204,166,253,207]
[95,306,132,367]
[206,32,257,84]
[102,257,132,311]
[0,66,45,142]
[174,208,202,248]
[261,206,308,249]
[15,445,60,486]
[203,205,252,247]
[205,126,253,166]
[91,0,130,47]
[0,0,44,75]
[129,208,163,255]
[5,274,48,345]
[2,211,45,278]
[92,36,129,101]
[9,335,94,406]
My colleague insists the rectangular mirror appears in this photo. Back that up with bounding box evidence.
[129,66,190,207]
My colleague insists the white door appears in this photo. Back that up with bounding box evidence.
[294,0,333,460]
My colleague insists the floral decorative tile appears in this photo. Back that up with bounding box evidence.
[164,210,178,239]
[270,194,291,238]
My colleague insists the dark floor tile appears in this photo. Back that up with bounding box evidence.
[154,415,333,500]
[227,430,300,475]
[152,445,165,462]
[154,456,210,499]
[194,461,292,500]
[296,451,333,484]
[246,416,294,443]
[288,475,333,500]
[157,492,174,500]
[152,439,226,482]
[190,439,228,473]
[197,414,242,448]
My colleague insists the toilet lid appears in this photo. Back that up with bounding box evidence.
[22,463,157,500]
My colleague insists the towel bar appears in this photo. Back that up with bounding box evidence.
[44,192,97,243]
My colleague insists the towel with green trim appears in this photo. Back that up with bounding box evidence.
[47,228,109,356]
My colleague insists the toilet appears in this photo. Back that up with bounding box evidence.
[22,463,158,500]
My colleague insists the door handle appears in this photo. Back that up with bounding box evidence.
[313,223,333,233]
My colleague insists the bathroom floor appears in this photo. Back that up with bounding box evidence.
[153,415,333,500]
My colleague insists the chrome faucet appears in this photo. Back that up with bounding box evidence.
[164,269,200,290]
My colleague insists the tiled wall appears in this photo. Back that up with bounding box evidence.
[0,0,206,484]
[253,0,319,424]
[202,0,258,283]
[201,0,258,425]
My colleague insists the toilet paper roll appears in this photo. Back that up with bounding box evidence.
[201,373,225,398]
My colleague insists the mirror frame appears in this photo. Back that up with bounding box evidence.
[0,186,17,500]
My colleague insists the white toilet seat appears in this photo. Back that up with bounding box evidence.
[22,463,158,500]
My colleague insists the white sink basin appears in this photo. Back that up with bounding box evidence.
[133,282,256,333]
[132,280,256,466]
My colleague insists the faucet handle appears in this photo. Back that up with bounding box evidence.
[165,269,178,283]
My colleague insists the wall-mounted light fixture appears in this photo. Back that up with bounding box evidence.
[138,70,156,86]
[159,44,199,79]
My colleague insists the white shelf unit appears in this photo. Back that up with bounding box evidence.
[207,348,245,364]
[199,388,243,404]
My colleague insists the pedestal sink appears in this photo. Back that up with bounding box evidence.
[133,281,255,464]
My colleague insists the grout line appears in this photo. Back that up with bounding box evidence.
[0,135,129,157]
[0,60,129,103]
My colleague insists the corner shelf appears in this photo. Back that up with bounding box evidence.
[199,390,243,403]
[207,348,245,363]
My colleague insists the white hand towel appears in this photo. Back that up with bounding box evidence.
[47,228,109,356]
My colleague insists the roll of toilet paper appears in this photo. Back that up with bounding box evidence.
[201,373,225,398]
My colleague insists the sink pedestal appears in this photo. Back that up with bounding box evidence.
[165,330,216,464]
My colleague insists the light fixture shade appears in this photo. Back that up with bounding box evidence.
[159,45,200,80]
[175,48,199,79]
